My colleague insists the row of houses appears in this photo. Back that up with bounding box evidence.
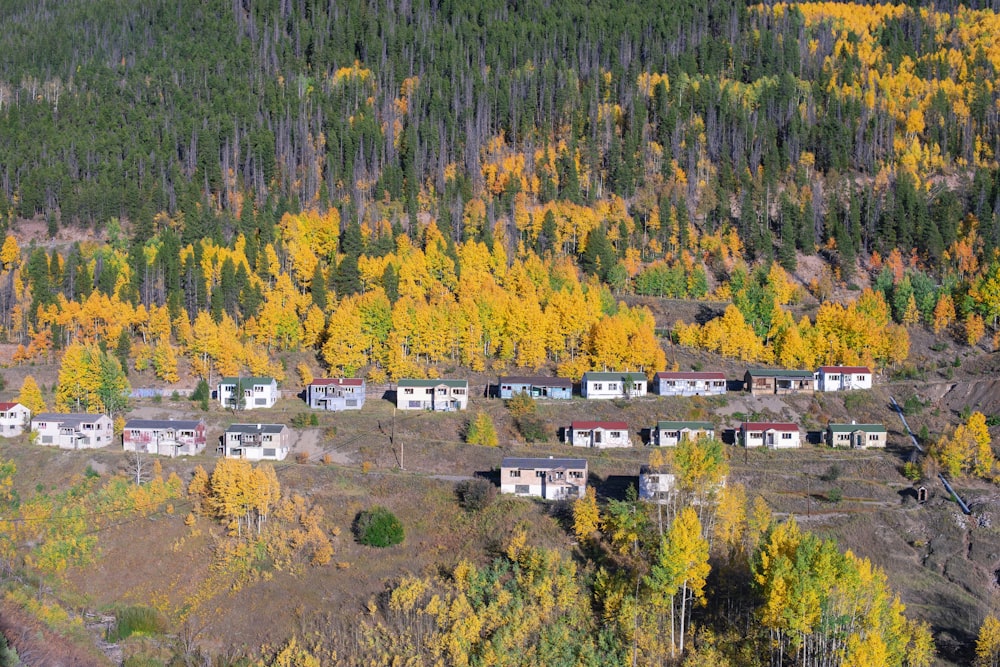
[562,419,887,450]
[500,421,889,502]
[212,365,873,415]
[496,457,699,503]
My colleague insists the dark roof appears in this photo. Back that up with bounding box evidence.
[741,422,799,432]
[397,378,468,388]
[310,378,365,386]
[33,413,108,427]
[125,419,204,430]
[827,423,886,433]
[745,368,814,379]
[502,457,588,470]
[499,376,572,388]
[818,366,871,374]
[654,371,726,380]
[656,420,714,430]
[572,421,628,430]
[225,423,287,434]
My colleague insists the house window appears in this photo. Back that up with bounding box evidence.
[403,388,414,394]
[713,381,725,387]
[687,381,696,387]
[536,470,546,478]
[263,448,276,457]
[668,431,679,439]
[610,431,621,438]
[750,432,762,439]
[857,375,865,381]
[254,385,265,392]
[453,389,466,395]
[570,471,582,478]
[782,433,793,439]
[510,470,520,478]
[130,430,141,436]
[254,398,266,405]
[594,383,602,390]
[515,485,529,494]
[838,434,848,441]
[609,383,618,391]
[346,399,358,407]
[666,380,675,386]
[869,434,878,441]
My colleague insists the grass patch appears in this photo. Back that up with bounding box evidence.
[108,606,166,641]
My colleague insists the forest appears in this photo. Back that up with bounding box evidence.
[1,0,1000,663]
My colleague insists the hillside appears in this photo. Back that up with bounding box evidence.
[0,0,1000,664]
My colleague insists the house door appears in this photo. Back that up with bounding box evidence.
[594,431,602,446]
[854,433,864,448]
[766,433,774,446]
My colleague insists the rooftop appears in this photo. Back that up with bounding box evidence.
[125,419,204,430]
[502,456,588,470]
[572,420,628,430]
[498,376,572,387]
[741,422,800,432]
[654,371,726,380]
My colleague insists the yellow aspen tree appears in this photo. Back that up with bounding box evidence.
[967,313,986,347]
[152,341,181,383]
[0,235,20,269]
[976,615,1000,667]
[902,294,921,326]
[16,374,46,415]
[572,487,600,542]
[933,293,956,334]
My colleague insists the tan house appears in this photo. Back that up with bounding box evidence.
[745,368,814,396]
[826,423,887,449]
[31,413,115,449]
[123,419,208,456]
[500,457,588,500]
[222,424,291,461]
[396,379,469,411]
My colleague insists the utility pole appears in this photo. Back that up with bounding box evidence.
[393,407,402,470]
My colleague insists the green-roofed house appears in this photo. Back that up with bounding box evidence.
[653,420,715,447]
[744,368,815,396]
[581,371,648,399]
[396,378,469,411]
[218,377,279,410]
[826,422,887,449]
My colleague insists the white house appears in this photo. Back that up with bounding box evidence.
[565,421,631,448]
[221,424,291,461]
[218,377,279,410]
[740,422,801,449]
[815,366,873,392]
[500,457,588,500]
[0,402,31,437]
[653,420,715,447]
[580,372,647,399]
[654,372,727,397]
[638,465,676,504]
[396,379,468,411]
[31,413,115,449]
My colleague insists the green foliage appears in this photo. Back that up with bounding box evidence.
[819,464,841,482]
[353,506,404,548]
[455,479,497,513]
[190,379,210,402]
[108,606,167,642]
[826,488,842,503]
[0,633,17,667]
[515,415,549,443]
[902,462,922,481]
[506,391,537,418]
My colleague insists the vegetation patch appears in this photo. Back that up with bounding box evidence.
[353,506,404,548]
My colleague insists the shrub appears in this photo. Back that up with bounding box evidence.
[516,416,549,443]
[170,390,181,401]
[506,391,537,418]
[902,461,922,481]
[826,488,843,503]
[309,413,319,426]
[353,506,404,547]
[820,464,842,482]
[456,478,497,512]
[108,606,166,641]
[190,379,210,402]
[295,452,310,464]
[291,412,311,428]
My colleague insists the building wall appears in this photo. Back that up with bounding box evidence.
[582,380,647,399]
[656,379,726,396]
